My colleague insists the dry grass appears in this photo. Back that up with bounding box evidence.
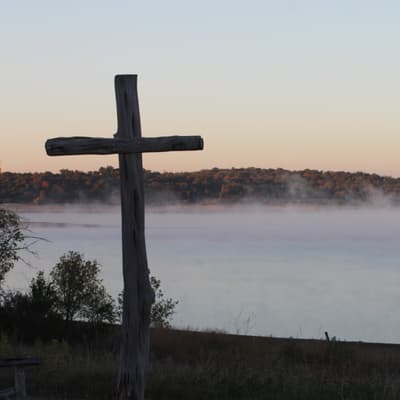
[2,329,400,399]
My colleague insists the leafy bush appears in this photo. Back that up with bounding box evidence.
[0,272,62,341]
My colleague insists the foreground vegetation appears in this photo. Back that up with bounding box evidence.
[1,328,400,400]
[2,166,400,205]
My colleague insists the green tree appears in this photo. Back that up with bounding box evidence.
[0,208,26,286]
[29,270,58,319]
[80,285,116,324]
[50,251,115,324]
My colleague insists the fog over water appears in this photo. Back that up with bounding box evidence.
[6,204,400,343]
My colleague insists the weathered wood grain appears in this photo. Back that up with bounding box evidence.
[115,75,155,400]
[45,135,203,155]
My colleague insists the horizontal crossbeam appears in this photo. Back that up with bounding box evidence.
[45,135,203,156]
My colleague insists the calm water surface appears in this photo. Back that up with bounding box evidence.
[7,205,400,343]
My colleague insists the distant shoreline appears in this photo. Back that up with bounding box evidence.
[2,167,400,207]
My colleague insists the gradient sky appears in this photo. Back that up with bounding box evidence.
[1,1,399,175]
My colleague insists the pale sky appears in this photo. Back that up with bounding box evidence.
[1,1,399,176]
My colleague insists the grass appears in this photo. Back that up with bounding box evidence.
[1,328,400,399]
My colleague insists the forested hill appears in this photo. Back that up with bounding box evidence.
[1,166,400,205]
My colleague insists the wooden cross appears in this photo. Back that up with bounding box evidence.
[45,75,203,400]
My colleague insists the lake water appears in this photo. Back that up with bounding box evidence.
[6,204,400,344]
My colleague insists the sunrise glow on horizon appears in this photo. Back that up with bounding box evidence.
[1,1,399,177]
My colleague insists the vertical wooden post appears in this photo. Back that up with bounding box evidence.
[14,367,26,400]
[115,75,155,400]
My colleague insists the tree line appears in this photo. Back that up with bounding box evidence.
[2,166,400,205]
